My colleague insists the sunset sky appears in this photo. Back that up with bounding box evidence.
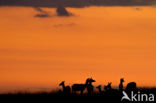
[0,4,156,93]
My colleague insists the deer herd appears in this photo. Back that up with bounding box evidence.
[59,78,137,95]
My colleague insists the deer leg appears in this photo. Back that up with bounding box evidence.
[80,90,83,95]
[72,89,75,94]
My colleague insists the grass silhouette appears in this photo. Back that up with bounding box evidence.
[0,78,155,102]
[0,87,156,103]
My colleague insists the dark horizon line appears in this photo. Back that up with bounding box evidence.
[0,86,156,94]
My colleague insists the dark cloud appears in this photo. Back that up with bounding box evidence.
[0,0,155,8]
[56,6,72,16]
[34,7,51,18]
[34,7,45,13]
[35,14,50,18]
[34,6,72,17]
[151,0,156,6]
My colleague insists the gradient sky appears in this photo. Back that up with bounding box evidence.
[0,6,156,93]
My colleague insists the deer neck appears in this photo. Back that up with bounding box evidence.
[120,81,124,85]
[61,84,65,89]
[85,81,88,85]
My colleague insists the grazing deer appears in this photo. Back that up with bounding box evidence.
[104,82,112,91]
[96,85,102,93]
[126,82,137,92]
[119,78,125,91]
[72,78,95,95]
[59,81,71,94]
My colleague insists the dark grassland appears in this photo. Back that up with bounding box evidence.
[0,87,156,103]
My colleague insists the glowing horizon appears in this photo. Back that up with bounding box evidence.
[0,6,156,93]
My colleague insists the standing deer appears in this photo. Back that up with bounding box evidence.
[119,78,125,91]
[59,81,71,94]
[104,82,112,91]
[86,78,96,95]
[72,78,95,95]
[104,82,120,96]
[96,85,102,93]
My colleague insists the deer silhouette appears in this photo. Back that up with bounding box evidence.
[72,78,95,95]
[104,82,112,91]
[96,85,102,93]
[119,78,125,91]
[59,81,71,94]
[126,82,137,92]
[104,82,121,97]
[86,78,96,95]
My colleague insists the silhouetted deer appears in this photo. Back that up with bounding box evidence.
[96,85,102,93]
[86,78,96,95]
[126,82,137,92]
[104,82,121,96]
[59,81,71,94]
[119,78,125,91]
[104,82,112,91]
[72,78,95,95]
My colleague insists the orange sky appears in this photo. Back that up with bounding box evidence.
[0,6,156,93]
